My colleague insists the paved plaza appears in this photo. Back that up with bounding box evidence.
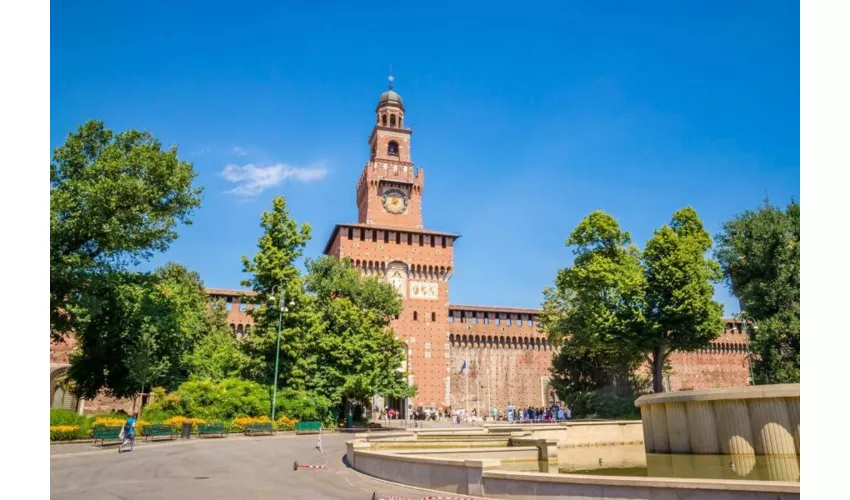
[51,432,482,500]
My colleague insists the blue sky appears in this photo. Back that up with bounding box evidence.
[51,1,799,316]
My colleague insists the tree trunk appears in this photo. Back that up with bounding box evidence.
[652,345,667,393]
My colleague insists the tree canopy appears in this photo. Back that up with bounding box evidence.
[541,208,724,394]
[304,255,414,410]
[642,207,724,392]
[240,195,314,389]
[68,263,211,399]
[715,200,800,383]
[51,120,202,338]
[539,211,646,395]
[184,299,254,382]
[238,196,415,416]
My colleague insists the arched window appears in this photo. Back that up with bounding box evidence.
[413,311,418,321]
[431,312,436,322]
[390,115,396,127]
[230,323,236,335]
[388,141,399,156]
[236,324,244,338]
[382,114,387,126]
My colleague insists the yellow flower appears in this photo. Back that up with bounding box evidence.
[50,425,81,441]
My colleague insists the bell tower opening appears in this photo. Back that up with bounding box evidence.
[357,75,423,229]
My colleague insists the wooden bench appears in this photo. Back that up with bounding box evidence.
[91,425,123,446]
[245,422,274,436]
[143,423,178,441]
[197,422,227,438]
[295,421,322,435]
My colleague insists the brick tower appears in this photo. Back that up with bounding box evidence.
[323,77,459,416]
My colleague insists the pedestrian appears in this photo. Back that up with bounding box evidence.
[119,412,138,453]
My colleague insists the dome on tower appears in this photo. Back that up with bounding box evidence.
[378,89,403,107]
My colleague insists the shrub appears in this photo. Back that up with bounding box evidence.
[50,409,86,426]
[231,416,272,432]
[162,416,206,431]
[274,388,334,424]
[91,417,125,428]
[133,420,151,434]
[144,378,270,421]
[565,388,641,420]
[275,416,299,431]
[50,425,82,441]
[50,409,91,434]
[140,407,171,423]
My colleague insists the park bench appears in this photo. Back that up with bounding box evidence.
[143,423,178,441]
[245,422,274,436]
[91,425,123,446]
[197,422,227,438]
[295,421,322,435]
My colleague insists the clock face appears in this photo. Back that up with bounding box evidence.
[382,188,408,214]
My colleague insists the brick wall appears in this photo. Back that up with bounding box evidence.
[326,224,457,408]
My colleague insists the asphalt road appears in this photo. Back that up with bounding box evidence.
[51,433,479,499]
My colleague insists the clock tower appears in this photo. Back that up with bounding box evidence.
[356,76,424,229]
[323,77,458,415]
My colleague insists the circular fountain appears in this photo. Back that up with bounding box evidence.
[635,384,800,481]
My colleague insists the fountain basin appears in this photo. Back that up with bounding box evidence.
[635,384,800,456]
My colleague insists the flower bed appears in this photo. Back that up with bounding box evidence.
[276,416,299,431]
[50,425,82,441]
[162,416,206,431]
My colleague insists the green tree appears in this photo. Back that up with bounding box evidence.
[304,256,415,417]
[125,326,170,407]
[240,196,314,389]
[185,299,254,381]
[51,120,202,338]
[541,208,725,395]
[68,263,210,399]
[539,211,647,396]
[715,200,800,383]
[642,207,725,392]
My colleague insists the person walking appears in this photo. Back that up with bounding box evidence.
[119,412,138,453]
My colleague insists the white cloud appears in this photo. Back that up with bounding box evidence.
[221,162,328,196]
[231,146,249,156]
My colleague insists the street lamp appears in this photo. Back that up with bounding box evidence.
[269,284,295,421]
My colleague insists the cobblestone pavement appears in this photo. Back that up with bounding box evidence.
[50,433,493,499]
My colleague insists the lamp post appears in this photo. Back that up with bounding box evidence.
[269,284,294,421]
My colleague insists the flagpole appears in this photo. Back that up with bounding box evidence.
[476,360,480,418]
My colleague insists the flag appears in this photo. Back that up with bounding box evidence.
[460,360,467,374]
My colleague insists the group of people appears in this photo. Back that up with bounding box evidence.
[510,405,571,422]
[378,407,401,420]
